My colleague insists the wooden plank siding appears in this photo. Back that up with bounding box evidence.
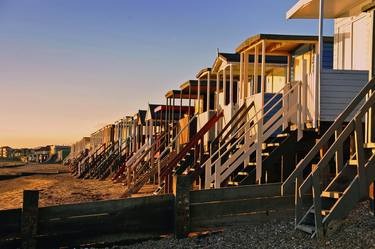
[320,69,369,122]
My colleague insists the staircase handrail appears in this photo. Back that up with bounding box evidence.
[80,143,105,167]
[160,111,224,177]
[205,81,300,168]
[219,102,256,147]
[211,103,248,147]
[282,78,375,195]
[156,113,199,166]
[126,141,150,167]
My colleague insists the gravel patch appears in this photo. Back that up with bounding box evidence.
[97,201,375,249]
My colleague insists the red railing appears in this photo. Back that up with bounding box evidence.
[160,111,224,178]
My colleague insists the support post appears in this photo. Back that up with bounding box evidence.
[370,182,375,215]
[244,52,249,98]
[21,190,39,249]
[254,45,259,94]
[261,41,265,110]
[216,71,220,136]
[172,93,176,138]
[207,72,211,111]
[230,64,234,106]
[223,68,227,106]
[197,79,201,114]
[239,52,244,103]
[174,175,191,239]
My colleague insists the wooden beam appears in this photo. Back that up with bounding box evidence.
[173,175,191,239]
[21,190,39,249]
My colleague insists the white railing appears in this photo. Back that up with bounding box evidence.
[204,81,305,188]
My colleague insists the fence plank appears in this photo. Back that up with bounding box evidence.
[0,208,21,235]
[190,196,294,219]
[39,194,174,220]
[190,183,282,204]
[191,208,294,230]
[38,197,174,235]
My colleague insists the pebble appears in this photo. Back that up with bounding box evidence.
[93,202,375,249]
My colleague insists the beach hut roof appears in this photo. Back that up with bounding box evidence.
[286,0,367,19]
[236,33,333,53]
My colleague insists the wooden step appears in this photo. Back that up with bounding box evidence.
[261,152,270,157]
[321,209,331,216]
[310,207,331,216]
[364,143,375,149]
[267,143,280,148]
[228,181,239,186]
[296,224,315,234]
[237,171,249,176]
[248,162,256,166]
[321,191,343,199]
[349,159,358,166]
[276,133,288,138]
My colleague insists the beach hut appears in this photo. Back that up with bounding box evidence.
[280,0,375,237]
[203,34,338,189]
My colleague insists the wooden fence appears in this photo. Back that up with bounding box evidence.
[0,191,174,248]
[174,175,294,238]
[0,176,295,248]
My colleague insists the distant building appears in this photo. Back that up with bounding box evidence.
[0,146,13,159]
[12,148,33,162]
[33,146,51,163]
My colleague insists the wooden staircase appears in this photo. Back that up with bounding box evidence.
[78,143,114,179]
[159,111,224,192]
[68,149,89,175]
[226,129,298,186]
[119,131,169,195]
[204,81,305,188]
[282,78,375,238]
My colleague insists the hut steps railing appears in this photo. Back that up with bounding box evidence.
[204,81,304,188]
[283,78,375,238]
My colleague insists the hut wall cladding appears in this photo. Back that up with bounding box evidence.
[103,125,115,144]
[90,130,104,150]
[320,69,369,121]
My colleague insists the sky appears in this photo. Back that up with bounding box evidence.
[0,0,333,148]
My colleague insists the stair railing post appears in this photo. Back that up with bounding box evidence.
[256,117,263,184]
[282,83,288,130]
[214,159,220,188]
[335,123,344,175]
[354,115,368,199]
[294,174,302,227]
[312,171,324,238]
[297,81,303,141]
